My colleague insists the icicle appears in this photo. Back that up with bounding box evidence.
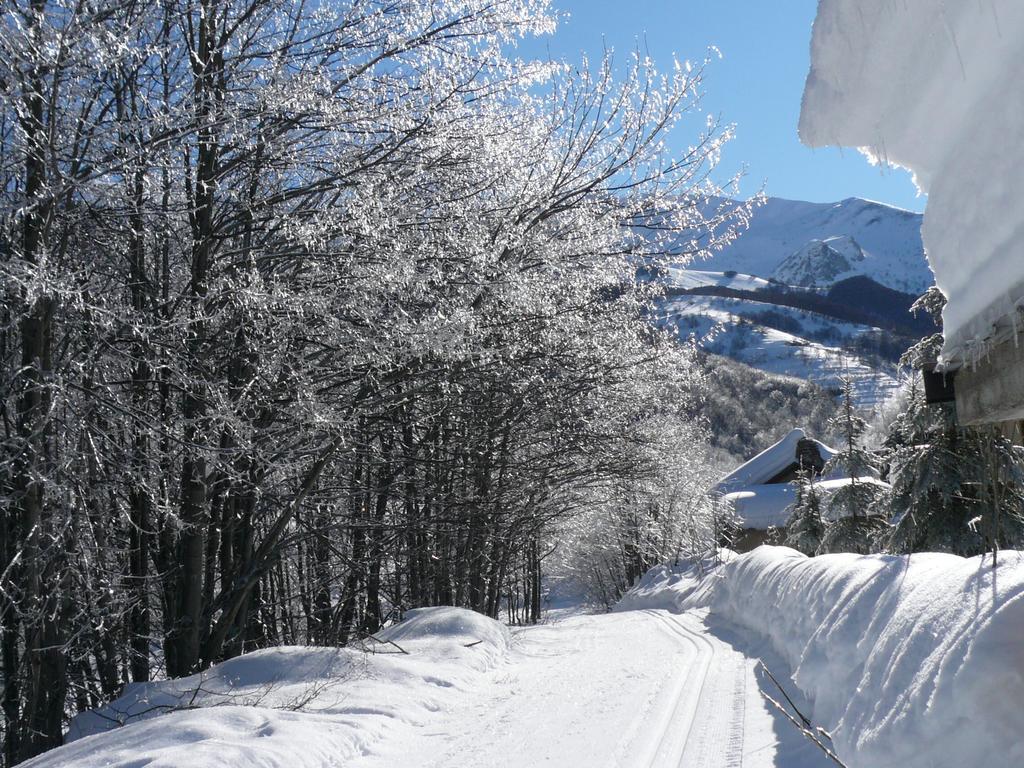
[1012,299,1024,351]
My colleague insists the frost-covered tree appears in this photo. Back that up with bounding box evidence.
[555,407,723,610]
[0,0,745,758]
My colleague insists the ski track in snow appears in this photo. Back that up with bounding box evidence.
[634,610,747,768]
[359,609,828,768]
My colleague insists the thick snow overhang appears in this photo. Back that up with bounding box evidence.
[799,1,1024,390]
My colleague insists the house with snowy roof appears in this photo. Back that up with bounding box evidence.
[711,427,889,551]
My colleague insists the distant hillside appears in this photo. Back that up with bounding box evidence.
[690,353,839,462]
[825,276,933,333]
[642,195,930,410]
[665,276,936,339]
[657,292,903,409]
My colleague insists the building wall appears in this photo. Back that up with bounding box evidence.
[955,336,1024,427]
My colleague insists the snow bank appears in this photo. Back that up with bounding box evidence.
[612,551,736,614]
[707,547,1024,768]
[26,607,508,768]
[376,605,510,671]
[800,1,1024,365]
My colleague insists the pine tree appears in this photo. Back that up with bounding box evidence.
[882,287,1024,555]
[784,468,825,556]
[817,373,887,554]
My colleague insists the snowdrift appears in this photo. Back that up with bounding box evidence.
[624,547,1024,768]
[612,552,734,614]
[25,607,509,768]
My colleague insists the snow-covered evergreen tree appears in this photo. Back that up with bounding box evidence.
[817,373,887,554]
[783,468,825,556]
[882,287,1024,556]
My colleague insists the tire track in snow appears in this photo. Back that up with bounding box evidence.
[607,611,698,768]
[674,616,747,768]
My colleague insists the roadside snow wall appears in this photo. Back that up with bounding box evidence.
[799,0,1024,366]
[711,546,1024,768]
[612,551,735,614]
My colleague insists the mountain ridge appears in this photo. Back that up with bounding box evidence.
[694,195,932,295]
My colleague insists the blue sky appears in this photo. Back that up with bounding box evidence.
[521,0,925,212]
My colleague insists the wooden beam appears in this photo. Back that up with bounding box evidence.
[954,336,1024,425]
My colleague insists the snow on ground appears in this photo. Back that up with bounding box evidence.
[361,607,827,768]
[799,0,1024,365]
[660,297,900,407]
[26,608,510,768]
[35,548,1024,768]
[614,553,732,615]
[627,546,1024,768]
[30,597,832,767]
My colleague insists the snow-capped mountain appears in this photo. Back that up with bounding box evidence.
[697,196,932,294]
[649,196,933,408]
[773,235,866,287]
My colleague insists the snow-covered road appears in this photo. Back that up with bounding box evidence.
[33,551,1024,768]
[361,608,830,768]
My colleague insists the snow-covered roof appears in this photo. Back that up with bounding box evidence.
[721,485,796,530]
[799,0,1024,367]
[713,428,836,494]
[721,477,891,530]
[713,428,888,530]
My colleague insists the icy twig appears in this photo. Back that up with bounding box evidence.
[364,634,409,655]
[757,660,810,728]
